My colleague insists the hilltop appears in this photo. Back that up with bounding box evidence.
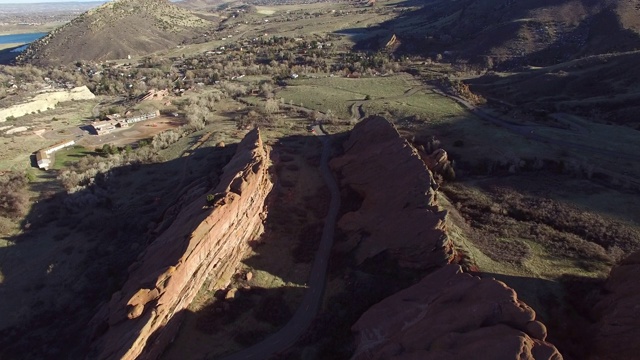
[17,0,210,66]
[359,0,640,67]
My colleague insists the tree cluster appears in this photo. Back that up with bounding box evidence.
[0,171,30,219]
[58,145,159,194]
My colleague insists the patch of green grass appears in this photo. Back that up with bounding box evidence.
[289,75,413,99]
[52,146,95,169]
[279,75,420,120]
[363,91,465,120]
[236,75,273,84]
[278,85,355,119]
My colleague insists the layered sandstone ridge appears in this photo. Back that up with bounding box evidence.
[329,116,454,269]
[590,250,640,360]
[88,129,273,360]
[352,265,563,360]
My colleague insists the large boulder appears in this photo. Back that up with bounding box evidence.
[352,265,563,360]
[330,116,454,269]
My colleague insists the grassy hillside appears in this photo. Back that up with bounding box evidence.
[17,0,211,66]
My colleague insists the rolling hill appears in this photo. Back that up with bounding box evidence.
[17,0,211,66]
[467,50,640,128]
[359,0,640,67]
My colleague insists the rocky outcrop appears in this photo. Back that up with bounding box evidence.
[589,250,640,360]
[0,86,95,122]
[422,148,449,173]
[87,128,273,360]
[352,265,563,360]
[329,116,454,269]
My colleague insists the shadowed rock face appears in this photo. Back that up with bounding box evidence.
[329,116,454,269]
[87,128,273,360]
[590,250,640,360]
[352,265,563,360]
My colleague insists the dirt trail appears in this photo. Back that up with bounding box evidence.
[220,125,341,360]
[550,113,590,135]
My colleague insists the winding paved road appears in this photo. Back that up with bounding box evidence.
[219,125,341,360]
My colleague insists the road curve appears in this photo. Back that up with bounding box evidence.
[218,126,341,360]
[433,88,639,162]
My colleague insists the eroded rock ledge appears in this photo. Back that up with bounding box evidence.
[590,250,640,360]
[352,265,563,360]
[329,116,454,269]
[87,128,273,360]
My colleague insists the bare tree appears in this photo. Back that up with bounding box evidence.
[265,98,280,114]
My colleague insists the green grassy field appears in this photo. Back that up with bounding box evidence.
[278,84,356,119]
[279,74,422,119]
[363,90,465,120]
[288,75,415,99]
[52,145,95,169]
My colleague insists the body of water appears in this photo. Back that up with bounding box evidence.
[0,32,46,53]
[0,32,46,44]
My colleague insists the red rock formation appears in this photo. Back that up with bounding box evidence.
[590,250,640,360]
[421,148,450,174]
[329,116,454,269]
[352,265,563,360]
[87,129,273,360]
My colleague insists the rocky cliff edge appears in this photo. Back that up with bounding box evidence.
[87,128,273,360]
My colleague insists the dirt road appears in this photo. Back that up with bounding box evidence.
[219,125,341,360]
[349,86,425,120]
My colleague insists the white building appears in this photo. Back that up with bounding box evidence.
[36,139,76,170]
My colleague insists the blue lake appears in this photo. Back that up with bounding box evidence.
[0,32,46,53]
[0,32,46,45]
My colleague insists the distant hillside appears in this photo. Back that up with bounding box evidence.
[360,0,640,67]
[175,0,228,10]
[17,0,210,66]
[468,51,640,128]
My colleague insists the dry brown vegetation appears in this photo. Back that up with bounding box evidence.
[0,171,29,220]
[443,178,638,269]
[17,0,211,66]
